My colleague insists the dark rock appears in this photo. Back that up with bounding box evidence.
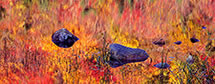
[52,28,79,48]
[154,63,170,69]
[174,41,182,45]
[190,37,199,43]
[202,26,206,29]
[108,43,149,68]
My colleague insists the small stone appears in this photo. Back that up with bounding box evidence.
[190,37,199,43]
[186,55,194,64]
[174,41,182,45]
[154,63,170,69]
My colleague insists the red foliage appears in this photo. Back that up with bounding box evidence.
[0,0,9,8]
[12,70,54,84]
[81,58,117,82]
[200,55,215,67]
[88,0,97,6]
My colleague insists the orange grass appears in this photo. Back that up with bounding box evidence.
[0,0,215,83]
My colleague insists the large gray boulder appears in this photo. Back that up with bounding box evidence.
[108,43,149,68]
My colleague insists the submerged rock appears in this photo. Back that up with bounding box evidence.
[108,43,149,68]
[202,26,206,29]
[190,37,199,43]
[52,28,79,48]
[174,41,182,45]
[154,63,170,69]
